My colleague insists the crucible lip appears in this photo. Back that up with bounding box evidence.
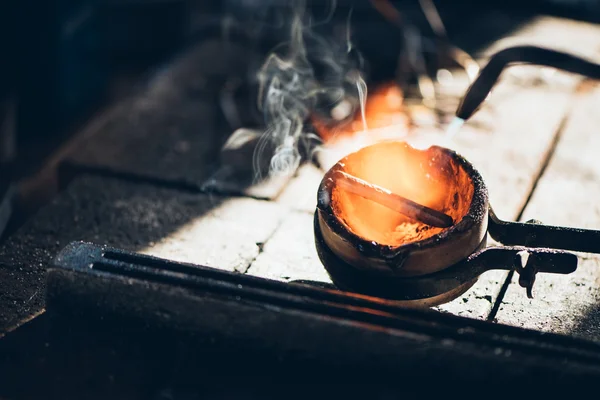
[316,142,489,276]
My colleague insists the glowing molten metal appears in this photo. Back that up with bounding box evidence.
[331,141,473,246]
[333,170,453,228]
[314,82,472,246]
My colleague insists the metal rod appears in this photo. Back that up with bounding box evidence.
[488,207,600,254]
[334,170,453,228]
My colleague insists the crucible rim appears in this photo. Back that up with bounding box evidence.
[316,142,489,276]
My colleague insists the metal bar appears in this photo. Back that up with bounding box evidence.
[46,241,596,375]
[334,170,453,228]
[488,207,600,254]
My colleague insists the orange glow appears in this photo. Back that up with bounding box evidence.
[315,81,472,246]
[332,141,474,246]
[313,82,409,144]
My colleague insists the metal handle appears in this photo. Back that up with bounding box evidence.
[420,246,577,298]
[456,45,600,120]
[488,207,600,254]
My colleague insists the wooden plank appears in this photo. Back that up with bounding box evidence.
[248,211,331,283]
[483,16,600,60]
[0,175,284,334]
[139,196,285,272]
[494,84,600,341]
[275,163,324,214]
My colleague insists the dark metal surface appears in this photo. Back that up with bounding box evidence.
[44,241,600,388]
[456,45,600,120]
[488,207,600,254]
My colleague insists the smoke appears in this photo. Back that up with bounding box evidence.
[253,0,365,179]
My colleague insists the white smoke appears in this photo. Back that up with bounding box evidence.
[254,0,365,179]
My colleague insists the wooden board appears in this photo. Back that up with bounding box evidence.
[139,196,285,272]
[494,85,600,341]
[275,163,324,214]
[248,211,332,284]
[483,16,600,60]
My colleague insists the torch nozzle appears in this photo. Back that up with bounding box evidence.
[456,46,600,120]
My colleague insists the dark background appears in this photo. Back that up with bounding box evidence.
[1,0,599,183]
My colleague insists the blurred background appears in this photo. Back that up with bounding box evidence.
[0,0,598,172]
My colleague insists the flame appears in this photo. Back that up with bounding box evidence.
[331,141,474,246]
[314,81,472,246]
[313,82,410,144]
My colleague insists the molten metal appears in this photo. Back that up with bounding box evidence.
[331,141,474,246]
[334,170,453,228]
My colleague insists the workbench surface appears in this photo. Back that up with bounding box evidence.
[2,7,600,399]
